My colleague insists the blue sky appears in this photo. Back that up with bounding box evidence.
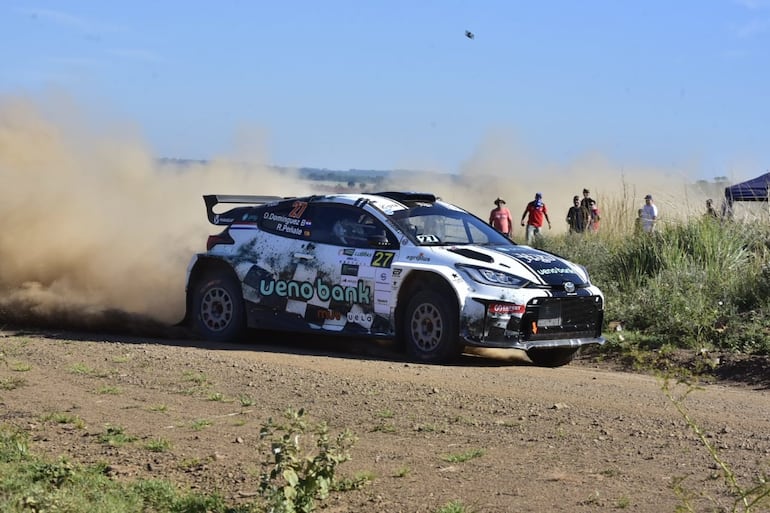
[2,1,769,179]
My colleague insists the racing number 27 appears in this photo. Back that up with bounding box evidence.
[371,251,395,268]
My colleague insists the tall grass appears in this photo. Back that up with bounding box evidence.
[544,201,770,354]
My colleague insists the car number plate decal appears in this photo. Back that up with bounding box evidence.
[538,304,562,327]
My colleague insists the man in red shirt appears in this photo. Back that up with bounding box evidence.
[520,192,551,245]
[489,198,513,238]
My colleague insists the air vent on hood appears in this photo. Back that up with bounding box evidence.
[447,248,494,263]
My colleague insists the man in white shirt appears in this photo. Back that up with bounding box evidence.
[641,194,658,233]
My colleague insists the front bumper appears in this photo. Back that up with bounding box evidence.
[461,295,605,351]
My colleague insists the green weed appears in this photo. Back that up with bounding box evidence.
[441,449,484,463]
[145,438,171,453]
[664,377,770,512]
[99,425,137,447]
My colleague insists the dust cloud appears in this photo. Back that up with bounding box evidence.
[0,94,731,336]
[383,129,720,237]
[0,94,312,334]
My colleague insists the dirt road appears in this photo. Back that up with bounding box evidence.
[1,331,769,512]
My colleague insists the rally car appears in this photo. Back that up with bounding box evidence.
[184,192,605,366]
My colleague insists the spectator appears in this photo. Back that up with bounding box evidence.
[580,188,594,210]
[705,198,719,219]
[489,197,513,238]
[566,195,588,234]
[521,192,551,244]
[587,200,601,233]
[640,194,658,233]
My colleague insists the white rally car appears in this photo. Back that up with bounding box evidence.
[184,192,605,366]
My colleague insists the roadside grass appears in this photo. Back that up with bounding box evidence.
[145,438,171,453]
[435,499,474,513]
[10,361,31,372]
[190,419,212,431]
[441,448,484,464]
[99,425,137,447]
[238,394,256,407]
[1,408,365,513]
[393,465,410,477]
[111,353,132,363]
[663,377,770,512]
[0,425,231,513]
[40,412,86,429]
[96,385,122,395]
[68,362,111,378]
[543,214,770,358]
[0,376,26,390]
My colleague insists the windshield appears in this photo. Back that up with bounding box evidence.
[389,203,512,246]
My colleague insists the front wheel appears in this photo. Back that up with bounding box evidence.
[526,347,578,367]
[192,269,245,343]
[403,290,461,363]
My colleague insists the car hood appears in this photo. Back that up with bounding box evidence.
[440,244,589,286]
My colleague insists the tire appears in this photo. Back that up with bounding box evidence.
[526,347,578,367]
[192,269,245,343]
[403,290,461,363]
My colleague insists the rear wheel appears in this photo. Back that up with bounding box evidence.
[193,269,245,343]
[526,347,578,367]
[403,290,461,363]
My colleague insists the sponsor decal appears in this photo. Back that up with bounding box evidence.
[347,311,373,324]
[405,252,430,262]
[213,215,235,224]
[317,308,342,321]
[300,219,312,227]
[341,263,359,276]
[536,267,574,275]
[511,252,558,264]
[488,303,525,315]
[392,268,403,277]
[259,277,372,304]
[340,248,356,256]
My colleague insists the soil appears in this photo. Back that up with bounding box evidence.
[2,329,770,513]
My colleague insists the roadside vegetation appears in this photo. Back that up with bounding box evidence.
[542,211,770,357]
[0,409,364,513]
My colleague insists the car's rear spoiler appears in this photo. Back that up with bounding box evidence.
[203,194,286,225]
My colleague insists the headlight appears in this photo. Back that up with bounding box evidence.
[456,264,529,288]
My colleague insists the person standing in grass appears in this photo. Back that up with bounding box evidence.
[521,192,551,244]
[489,197,513,238]
[587,199,601,233]
[580,188,594,210]
[566,195,588,234]
[705,198,720,219]
[640,194,658,233]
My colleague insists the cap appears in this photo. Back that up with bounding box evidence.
[494,197,505,205]
[583,188,590,194]
[644,194,653,200]
[535,192,542,199]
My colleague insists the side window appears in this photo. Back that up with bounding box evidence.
[259,200,312,239]
[310,205,396,249]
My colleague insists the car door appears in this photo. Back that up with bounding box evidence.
[303,204,399,336]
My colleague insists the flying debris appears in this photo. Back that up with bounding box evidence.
[465,30,475,39]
